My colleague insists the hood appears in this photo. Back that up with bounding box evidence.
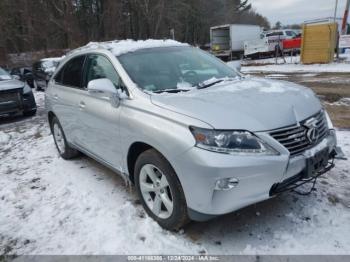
[0,79,24,92]
[151,77,322,131]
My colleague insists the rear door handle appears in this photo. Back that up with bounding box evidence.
[79,101,86,110]
[53,94,59,100]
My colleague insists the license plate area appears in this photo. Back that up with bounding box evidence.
[304,147,330,178]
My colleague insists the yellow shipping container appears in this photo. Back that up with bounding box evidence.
[301,23,338,64]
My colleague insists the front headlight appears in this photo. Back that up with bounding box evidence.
[190,127,279,155]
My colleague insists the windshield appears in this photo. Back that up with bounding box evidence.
[0,68,12,81]
[118,46,237,92]
[285,31,296,37]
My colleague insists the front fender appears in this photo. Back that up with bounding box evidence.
[119,99,211,175]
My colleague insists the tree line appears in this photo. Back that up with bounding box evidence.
[0,0,270,54]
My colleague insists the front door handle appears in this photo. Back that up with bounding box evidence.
[53,94,59,100]
[79,101,86,110]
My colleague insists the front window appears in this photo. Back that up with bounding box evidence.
[285,31,296,37]
[267,32,283,37]
[0,68,12,81]
[118,47,237,92]
[84,54,121,89]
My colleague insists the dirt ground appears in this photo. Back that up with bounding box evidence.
[250,72,350,129]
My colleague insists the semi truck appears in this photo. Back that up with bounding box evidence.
[210,24,262,60]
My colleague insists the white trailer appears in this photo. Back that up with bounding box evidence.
[210,24,262,60]
[244,34,285,58]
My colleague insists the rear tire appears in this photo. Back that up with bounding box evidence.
[50,116,79,159]
[135,149,189,230]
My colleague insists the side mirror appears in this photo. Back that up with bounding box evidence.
[87,78,121,107]
[227,60,241,72]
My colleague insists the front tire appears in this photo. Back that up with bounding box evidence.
[50,116,79,159]
[135,149,189,230]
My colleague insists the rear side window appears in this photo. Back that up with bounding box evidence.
[56,56,86,88]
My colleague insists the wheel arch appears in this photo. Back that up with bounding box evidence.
[48,111,56,132]
[127,142,154,184]
[127,141,177,185]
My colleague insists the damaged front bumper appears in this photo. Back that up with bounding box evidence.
[173,129,345,221]
[270,146,346,196]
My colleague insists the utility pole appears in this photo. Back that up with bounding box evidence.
[334,0,339,22]
[170,29,175,40]
[334,0,340,59]
[341,0,350,35]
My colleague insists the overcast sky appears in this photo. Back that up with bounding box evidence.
[250,0,348,25]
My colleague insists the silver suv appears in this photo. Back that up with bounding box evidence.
[46,40,343,230]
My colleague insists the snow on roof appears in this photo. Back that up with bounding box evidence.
[69,39,189,57]
[41,57,63,62]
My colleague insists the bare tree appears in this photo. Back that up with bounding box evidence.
[0,0,270,53]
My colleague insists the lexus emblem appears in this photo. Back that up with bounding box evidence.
[306,127,319,143]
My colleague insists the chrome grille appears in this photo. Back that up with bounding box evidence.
[269,111,329,156]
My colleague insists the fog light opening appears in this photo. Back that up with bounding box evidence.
[215,178,239,191]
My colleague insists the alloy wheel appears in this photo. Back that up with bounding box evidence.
[53,123,65,154]
[139,164,174,219]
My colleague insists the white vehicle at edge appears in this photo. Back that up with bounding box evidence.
[244,29,298,57]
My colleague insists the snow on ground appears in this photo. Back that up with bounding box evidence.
[0,93,199,255]
[342,50,350,62]
[241,62,350,74]
[0,91,350,255]
[326,98,350,107]
[231,53,350,74]
[242,63,350,74]
[241,56,301,66]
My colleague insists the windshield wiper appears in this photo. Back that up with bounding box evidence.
[152,88,190,94]
[195,77,236,90]
[196,79,224,90]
